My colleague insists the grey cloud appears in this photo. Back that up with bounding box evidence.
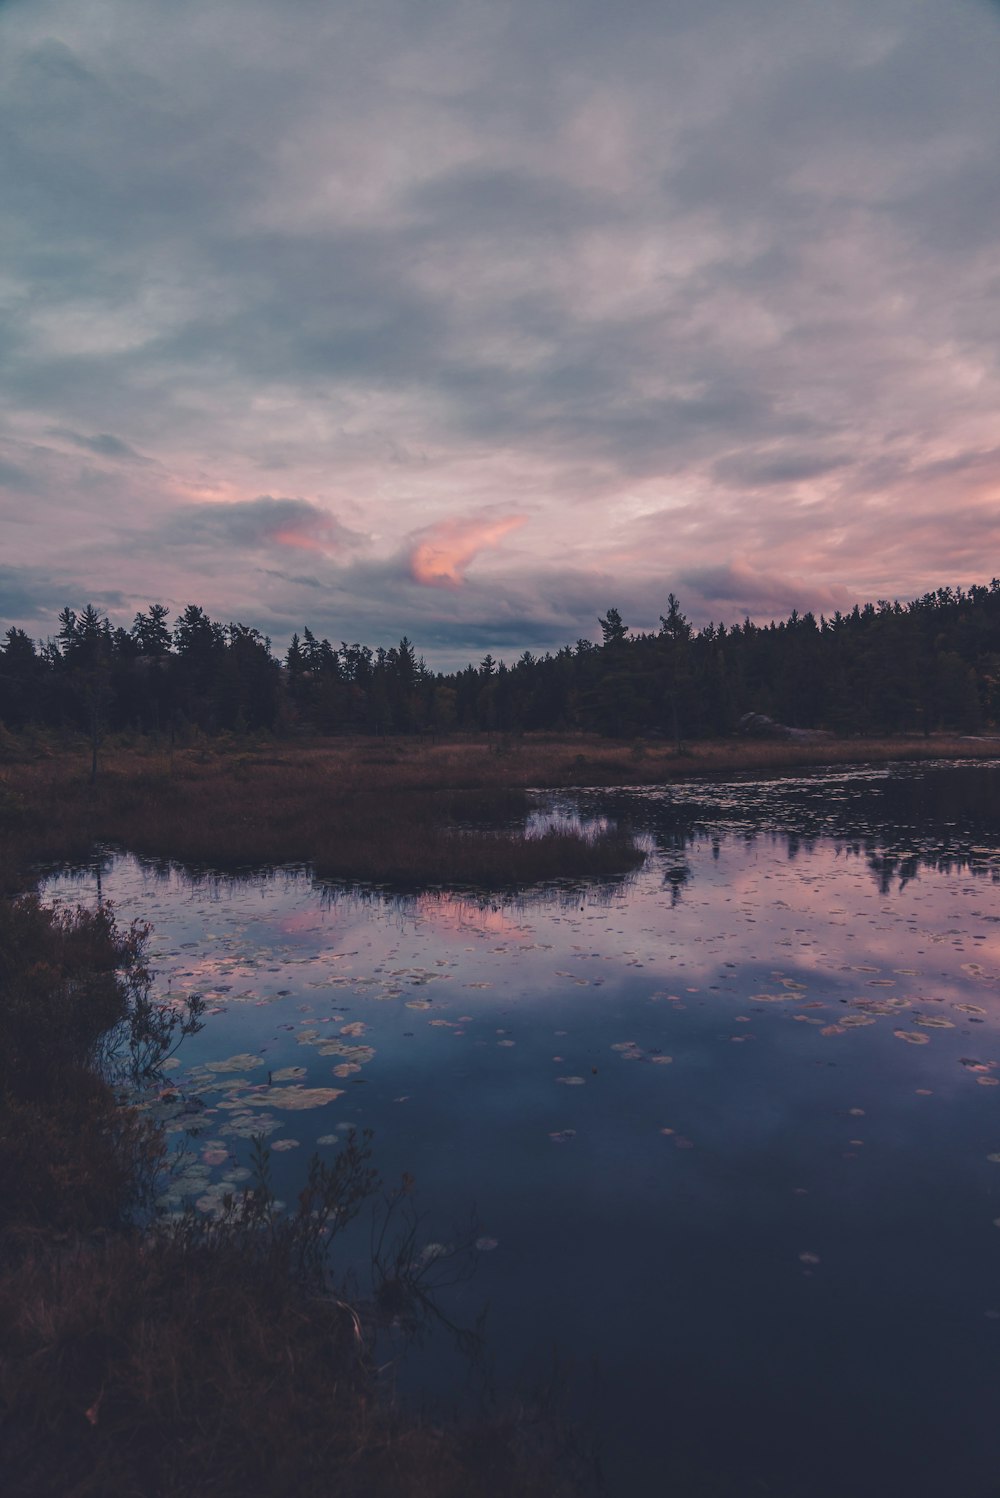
[0,8,850,475]
[47,429,150,462]
[909,447,1000,482]
[713,451,853,488]
[408,166,611,236]
[258,568,325,589]
[891,155,1000,257]
[163,497,365,553]
[241,550,697,667]
[679,563,854,621]
[0,457,39,493]
[2,0,1000,657]
[0,564,63,623]
[75,588,132,611]
[247,547,850,668]
[0,563,130,630]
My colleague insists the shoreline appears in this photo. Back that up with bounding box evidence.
[2,732,998,894]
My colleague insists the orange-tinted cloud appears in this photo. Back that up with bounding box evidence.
[409,514,526,588]
[270,528,329,553]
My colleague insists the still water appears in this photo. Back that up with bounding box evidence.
[44,763,1000,1498]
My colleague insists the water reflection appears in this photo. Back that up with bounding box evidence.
[572,758,1000,896]
[41,761,1000,1498]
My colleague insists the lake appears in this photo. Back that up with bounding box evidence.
[43,761,1000,1498]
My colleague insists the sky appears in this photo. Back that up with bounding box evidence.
[2,0,1000,667]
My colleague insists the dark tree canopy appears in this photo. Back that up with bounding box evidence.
[3,581,1000,741]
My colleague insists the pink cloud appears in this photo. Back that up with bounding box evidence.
[409,514,527,588]
[270,527,331,554]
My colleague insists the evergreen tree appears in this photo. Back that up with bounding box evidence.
[598,607,629,647]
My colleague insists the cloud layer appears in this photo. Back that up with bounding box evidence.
[2,0,1000,663]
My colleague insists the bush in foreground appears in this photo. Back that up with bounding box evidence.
[0,897,202,1238]
[0,896,600,1497]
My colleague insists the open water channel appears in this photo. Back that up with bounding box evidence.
[43,761,1000,1497]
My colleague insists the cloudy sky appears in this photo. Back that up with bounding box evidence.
[2,0,1000,665]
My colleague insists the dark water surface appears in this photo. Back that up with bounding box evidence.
[43,762,1000,1498]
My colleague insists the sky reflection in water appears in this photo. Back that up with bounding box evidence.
[43,764,1000,1498]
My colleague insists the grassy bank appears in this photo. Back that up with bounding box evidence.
[0,737,652,893]
[2,729,997,893]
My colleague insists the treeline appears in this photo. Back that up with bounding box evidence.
[2,583,1000,742]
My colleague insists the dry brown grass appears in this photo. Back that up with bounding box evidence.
[0,1203,597,1498]
[0,737,655,891]
[2,730,996,892]
[0,898,176,1238]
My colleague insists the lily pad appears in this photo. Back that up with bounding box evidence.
[247,1087,345,1110]
[854,998,910,1014]
[204,1053,266,1073]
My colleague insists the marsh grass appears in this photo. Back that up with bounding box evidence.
[1,1148,596,1498]
[0,741,651,892]
[3,728,995,894]
[0,897,203,1239]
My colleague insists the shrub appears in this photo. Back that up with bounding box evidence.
[0,898,201,1239]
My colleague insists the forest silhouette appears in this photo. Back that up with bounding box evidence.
[1,581,998,745]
